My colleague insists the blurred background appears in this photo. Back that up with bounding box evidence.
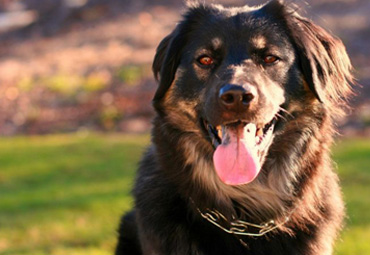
[0,0,368,255]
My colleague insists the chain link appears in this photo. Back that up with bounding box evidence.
[190,198,293,237]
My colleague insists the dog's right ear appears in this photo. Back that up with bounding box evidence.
[152,29,183,106]
[152,3,213,111]
[152,34,172,83]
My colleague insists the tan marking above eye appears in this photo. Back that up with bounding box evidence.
[251,36,267,49]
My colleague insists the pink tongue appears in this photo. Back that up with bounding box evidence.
[213,123,260,185]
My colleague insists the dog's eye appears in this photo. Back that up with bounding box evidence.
[198,56,214,66]
[263,55,279,64]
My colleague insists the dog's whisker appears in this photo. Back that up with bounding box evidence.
[276,113,287,122]
[278,107,294,120]
[278,107,290,115]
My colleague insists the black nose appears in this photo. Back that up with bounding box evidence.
[219,84,255,111]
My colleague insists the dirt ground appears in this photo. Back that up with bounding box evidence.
[0,0,368,135]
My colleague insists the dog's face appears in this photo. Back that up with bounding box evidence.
[152,1,352,187]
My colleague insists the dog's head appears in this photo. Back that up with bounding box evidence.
[152,0,353,186]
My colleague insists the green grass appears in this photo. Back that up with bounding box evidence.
[333,139,370,255]
[0,134,369,255]
[0,133,149,255]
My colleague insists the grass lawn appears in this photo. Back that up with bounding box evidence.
[0,133,369,255]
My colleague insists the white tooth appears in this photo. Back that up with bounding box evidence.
[243,123,256,141]
[256,128,264,137]
[217,129,222,139]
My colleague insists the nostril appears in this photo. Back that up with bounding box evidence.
[219,84,255,109]
[242,93,254,105]
[220,93,235,105]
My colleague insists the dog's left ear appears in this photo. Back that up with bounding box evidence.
[288,13,354,107]
[262,0,354,115]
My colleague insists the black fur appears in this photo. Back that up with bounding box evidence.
[115,1,353,254]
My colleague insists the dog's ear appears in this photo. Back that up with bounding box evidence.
[288,14,354,108]
[262,1,354,116]
[152,4,213,110]
[152,32,178,102]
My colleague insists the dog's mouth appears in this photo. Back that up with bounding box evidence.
[203,116,278,186]
[205,118,277,148]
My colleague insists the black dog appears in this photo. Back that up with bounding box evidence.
[116,1,353,254]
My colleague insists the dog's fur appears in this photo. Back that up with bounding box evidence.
[115,1,354,254]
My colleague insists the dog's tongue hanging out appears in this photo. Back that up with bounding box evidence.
[213,123,260,185]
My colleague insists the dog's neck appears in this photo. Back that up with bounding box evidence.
[189,197,296,237]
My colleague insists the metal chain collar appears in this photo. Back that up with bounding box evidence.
[196,207,290,237]
[190,198,293,237]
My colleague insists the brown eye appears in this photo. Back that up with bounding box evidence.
[263,55,279,64]
[198,56,214,66]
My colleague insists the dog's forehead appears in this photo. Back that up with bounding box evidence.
[211,4,271,27]
[191,5,285,48]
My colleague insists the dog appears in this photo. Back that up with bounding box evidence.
[115,0,354,254]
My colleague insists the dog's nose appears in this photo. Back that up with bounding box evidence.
[219,84,255,111]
